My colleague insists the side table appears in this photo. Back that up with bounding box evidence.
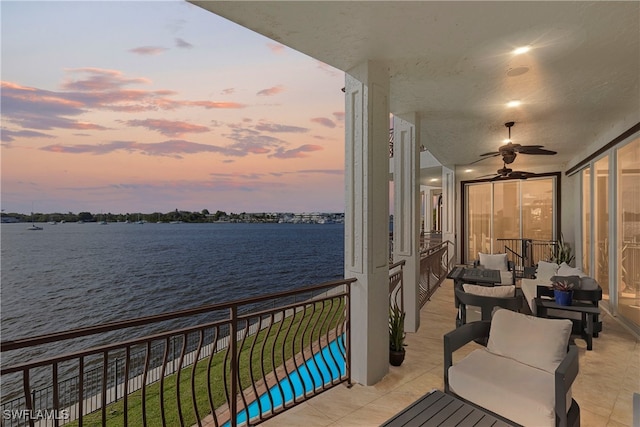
[534,297,600,350]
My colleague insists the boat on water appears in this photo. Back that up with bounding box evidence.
[27,210,43,230]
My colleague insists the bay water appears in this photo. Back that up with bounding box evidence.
[0,222,344,400]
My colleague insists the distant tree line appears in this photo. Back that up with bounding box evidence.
[0,209,275,223]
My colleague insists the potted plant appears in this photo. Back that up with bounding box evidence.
[552,278,574,306]
[389,304,406,366]
[552,233,575,265]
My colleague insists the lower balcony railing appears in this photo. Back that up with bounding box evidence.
[1,278,356,427]
[419,241,450,307]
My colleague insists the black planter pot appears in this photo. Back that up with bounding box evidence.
[389,349,406,366]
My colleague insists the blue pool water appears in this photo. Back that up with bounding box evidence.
[226,337,346,426]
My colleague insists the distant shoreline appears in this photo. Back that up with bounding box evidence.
[1,211,345,225]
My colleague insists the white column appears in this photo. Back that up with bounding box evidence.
[392,114,421,332]
[344,61,390,386]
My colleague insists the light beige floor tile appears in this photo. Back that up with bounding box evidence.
[254,280,640,427]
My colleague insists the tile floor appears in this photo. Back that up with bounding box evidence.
[261,279,639,427]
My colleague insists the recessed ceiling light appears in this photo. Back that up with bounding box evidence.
[465,169,473,173]
[430,178,439,182]
[513,46,531,55]
[507,100,521,108]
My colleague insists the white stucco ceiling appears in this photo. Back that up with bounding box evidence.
[190,1,639,179]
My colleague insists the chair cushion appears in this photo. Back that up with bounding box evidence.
[536,261,559,283]
[463,284,515,298]
[499,270,514,285]
[448,349,571,427]
[478,253,508,271]
[487,309,572,374]
[520,278,549,314]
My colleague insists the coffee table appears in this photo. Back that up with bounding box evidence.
[381,389,518,426]
[447,266,502,287]
[535,297,601,350]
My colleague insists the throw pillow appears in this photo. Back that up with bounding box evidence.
[557,262,587,277]
[579,276,600,291]
[478,253,508,271]
[463,284,515,298]
[536,260,559,283]
[487,309,572,374]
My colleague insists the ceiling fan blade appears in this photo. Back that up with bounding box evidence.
[479,151,500,157]
[467,155,498,165]
[518,147,557,155]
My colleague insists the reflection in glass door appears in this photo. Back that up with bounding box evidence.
[618,137,640,328]
[594,157,610,300]
[582,168,591,275]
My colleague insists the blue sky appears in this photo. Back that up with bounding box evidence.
[1,1,346,215]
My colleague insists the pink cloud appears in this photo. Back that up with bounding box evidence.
[2,71,245,133]
[129,46,168,56]
[270,144,323,159]
[62,68,150,91]
[125,119,210,137]
[255,121,309,133]
[1,128,56,143]
[40,139,245,158]
[311,117,336,128]
[267,43,286,54]
[316,61,339,76]
[221,88,235,95]
[257,85,285,96]
[181,100,245,109]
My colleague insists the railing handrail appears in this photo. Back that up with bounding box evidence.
[389,260,406,270]
[2,278,355,427]
[1,277,357,353]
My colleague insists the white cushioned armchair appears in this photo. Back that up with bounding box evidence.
[444,309,580,427]
[474,252,516,286]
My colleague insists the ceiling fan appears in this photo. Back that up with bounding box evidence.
[472,122,557,165]
[477,162,539,180]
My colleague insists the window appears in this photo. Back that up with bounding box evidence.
[463,176,557,264]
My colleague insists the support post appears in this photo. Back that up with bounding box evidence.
[344,61,390,386]
[392,114,421,332]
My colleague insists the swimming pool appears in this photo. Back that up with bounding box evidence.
[225,336,346,426]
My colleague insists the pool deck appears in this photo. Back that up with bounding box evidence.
[258,279,639,427]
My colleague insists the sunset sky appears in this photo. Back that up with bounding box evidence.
[1,1,346,215]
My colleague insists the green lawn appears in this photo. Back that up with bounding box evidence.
[68,298,346,427]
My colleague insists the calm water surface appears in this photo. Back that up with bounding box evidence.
[1,222,343,373]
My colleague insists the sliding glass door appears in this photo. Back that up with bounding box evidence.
[464,176,557,263]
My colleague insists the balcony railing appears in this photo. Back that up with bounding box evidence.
[389,261,405,313]
[419,241,450,307]
[1,279,356,427]
[496,238,558,271]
